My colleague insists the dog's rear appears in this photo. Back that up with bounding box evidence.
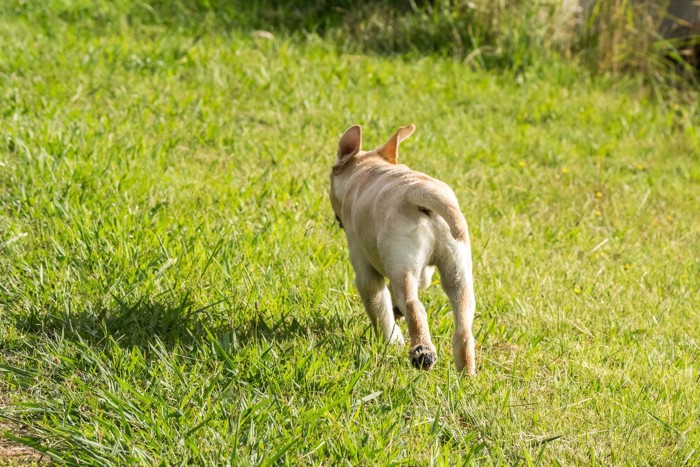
[330,124,476,374]
[406,181,468,241]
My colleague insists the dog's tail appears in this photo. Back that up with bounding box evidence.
[407,184,468,241]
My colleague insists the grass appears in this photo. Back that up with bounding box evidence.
[1,1,700,464]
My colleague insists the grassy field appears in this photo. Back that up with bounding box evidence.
[1,2,700,464]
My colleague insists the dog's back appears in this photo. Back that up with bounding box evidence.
[341,159,467,273]
[330,124,476,374]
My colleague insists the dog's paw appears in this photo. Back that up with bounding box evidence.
[409,345,437,370]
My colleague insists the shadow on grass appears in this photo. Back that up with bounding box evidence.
[9,291,345,351]
[114,0,417,34]
[133,0,495,62]
[10,295,205,349]
[14,0,518,66]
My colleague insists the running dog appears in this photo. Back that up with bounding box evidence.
[329,124,476,374]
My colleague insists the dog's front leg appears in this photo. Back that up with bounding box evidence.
[352,260,404,345]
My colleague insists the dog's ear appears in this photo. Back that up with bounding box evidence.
[337,125,362,161]
[333,125,362,174]
[378,124,415,164]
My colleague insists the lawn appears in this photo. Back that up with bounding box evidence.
[1,2,699,464]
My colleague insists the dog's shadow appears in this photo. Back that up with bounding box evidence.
[11,294,200,349]
[10,291,339,351]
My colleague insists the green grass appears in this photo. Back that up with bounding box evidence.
[1,2,700,465]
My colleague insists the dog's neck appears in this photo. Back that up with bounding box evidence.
[329,164,352,211]
[332,152,388,199]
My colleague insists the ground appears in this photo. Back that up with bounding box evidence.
[1,3,699,464]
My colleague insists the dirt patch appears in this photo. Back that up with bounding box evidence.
[0,427,45,466]
[0,443,44,465]
[1,397,46,466]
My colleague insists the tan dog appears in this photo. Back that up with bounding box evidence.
[329,124,476,374]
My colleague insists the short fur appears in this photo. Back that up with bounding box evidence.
[329,124,476,374]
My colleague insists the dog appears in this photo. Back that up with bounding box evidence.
[329,124,476,374]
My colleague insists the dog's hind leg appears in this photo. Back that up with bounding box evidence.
[384,266,433,325]
[438,243,476,375]
[392,273,437,370]
[353,261,404,345]
[389,267,432,321]
[419,266,435,289]
[388,288,403,320]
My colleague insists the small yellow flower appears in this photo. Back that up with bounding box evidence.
[635,163,645,171]
[595,191,603,199]
[666,215,672,222]
[518,160,526,168]
[561,166,569,174]
[624,263,630,270]
[594,210,602,217]
[574,288,581,294]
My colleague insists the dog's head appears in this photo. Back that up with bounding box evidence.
[329,124,415,226]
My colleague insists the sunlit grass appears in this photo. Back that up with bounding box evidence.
[1,2,699,464]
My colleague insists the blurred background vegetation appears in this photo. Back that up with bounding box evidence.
[7,0,699,92]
